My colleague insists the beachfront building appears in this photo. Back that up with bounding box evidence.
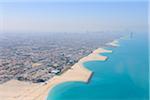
[51,69,60,74]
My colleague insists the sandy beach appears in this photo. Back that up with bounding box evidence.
[0,48,112,100]
[106,40,120,47]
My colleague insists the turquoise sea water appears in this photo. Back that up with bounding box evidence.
[47,32,149,100]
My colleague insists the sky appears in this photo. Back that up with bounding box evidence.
[0,0,148,33]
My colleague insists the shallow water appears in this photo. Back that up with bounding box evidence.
[47,32,149,100]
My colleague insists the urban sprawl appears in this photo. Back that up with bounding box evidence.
[0,32,123,84]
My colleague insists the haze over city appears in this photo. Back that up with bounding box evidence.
[0,0,148,33]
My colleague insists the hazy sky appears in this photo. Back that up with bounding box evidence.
[0,0,148,33]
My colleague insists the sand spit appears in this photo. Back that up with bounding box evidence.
[106,40,120,47]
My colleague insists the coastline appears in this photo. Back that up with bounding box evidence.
[106,40,120,47]
[0,48,112,100]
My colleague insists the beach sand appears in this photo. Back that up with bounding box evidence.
[0,48,112,100]
[106,40,119,47]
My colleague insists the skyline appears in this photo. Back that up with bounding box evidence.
[0,1,148,33]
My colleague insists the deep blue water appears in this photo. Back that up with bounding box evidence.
[47,32,149,100]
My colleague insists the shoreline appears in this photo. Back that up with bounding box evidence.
[106,40,120,47]
[0,48,112,100]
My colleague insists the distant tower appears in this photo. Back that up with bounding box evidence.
[130,32,133,38]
